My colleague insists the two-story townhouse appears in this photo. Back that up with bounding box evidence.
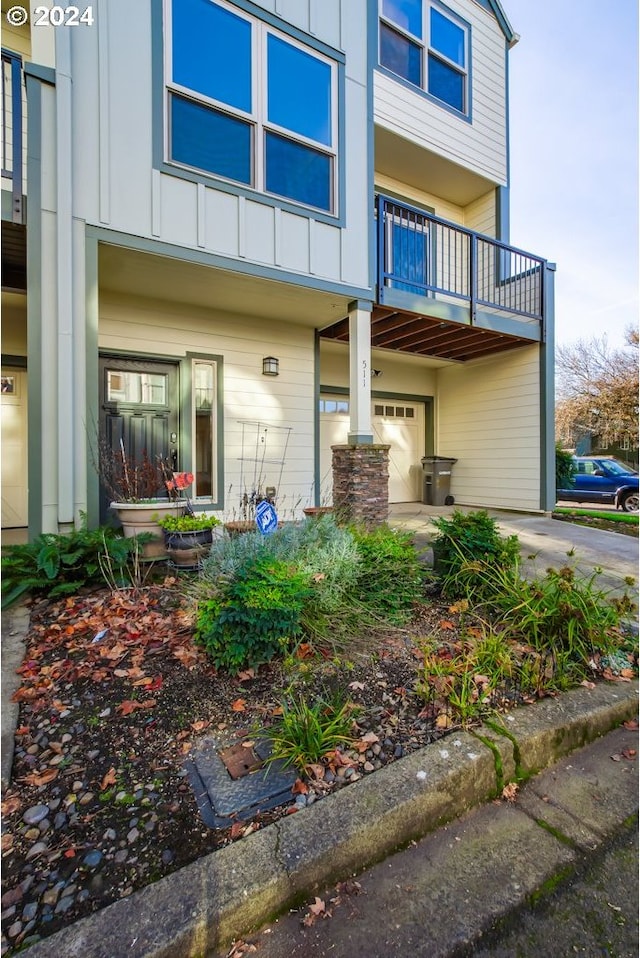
[1,0,555,539]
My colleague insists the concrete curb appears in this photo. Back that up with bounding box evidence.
[23,681,638,958]
[1,603,29,788]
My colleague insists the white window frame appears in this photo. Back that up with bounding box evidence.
[165,0,339,213]
[379,0,469,115]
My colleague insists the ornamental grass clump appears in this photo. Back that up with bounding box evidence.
[265,691,358,773]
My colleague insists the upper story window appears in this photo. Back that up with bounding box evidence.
[167,0,338,213]
[379,0,469,115]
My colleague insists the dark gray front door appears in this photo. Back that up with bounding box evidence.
[99,356,179,520]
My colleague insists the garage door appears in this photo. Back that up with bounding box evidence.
[319,396,425,503]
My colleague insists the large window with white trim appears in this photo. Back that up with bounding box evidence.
[379,0,469,115]
[167,0,338,213]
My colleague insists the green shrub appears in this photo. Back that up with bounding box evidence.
[350,524,423,622]
[431,510,519,598]
[555,444,576,492]
[194,553,311,672]
[1,523,143,608]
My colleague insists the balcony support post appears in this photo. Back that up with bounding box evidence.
[469,232,477,324]
[347,299,374,444]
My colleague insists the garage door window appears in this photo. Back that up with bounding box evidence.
[374,404,415,418]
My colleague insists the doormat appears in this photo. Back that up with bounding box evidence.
[185,735,298,829]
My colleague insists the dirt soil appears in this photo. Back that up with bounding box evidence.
[0,580,633,955]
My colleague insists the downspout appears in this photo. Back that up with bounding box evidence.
[55,27,75,529]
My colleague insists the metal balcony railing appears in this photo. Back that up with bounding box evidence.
[376,194,546,333]
[2,48,25,222]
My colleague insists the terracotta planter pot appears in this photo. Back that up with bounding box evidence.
[223,520,283,537]
[303,507,333,519]
[110,501,186,560]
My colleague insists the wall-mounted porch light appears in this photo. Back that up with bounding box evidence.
[262,356,279,377]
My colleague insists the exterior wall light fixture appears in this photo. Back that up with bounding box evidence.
[262,356,279,376]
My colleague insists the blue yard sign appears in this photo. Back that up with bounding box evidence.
[254,499,278,536]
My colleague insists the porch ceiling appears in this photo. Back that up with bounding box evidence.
[98,244,353,328]
[320,306,533,362]
[374,127,498,207]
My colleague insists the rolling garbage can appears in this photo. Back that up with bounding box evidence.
[421,456,457,506]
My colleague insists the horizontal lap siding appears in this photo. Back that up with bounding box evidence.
[436,345,541,510]
[99,293,316,513]
[374,1,507,185]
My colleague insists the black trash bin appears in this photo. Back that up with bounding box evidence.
[421,456,457,506]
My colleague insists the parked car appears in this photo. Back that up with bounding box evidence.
[557,457,639,512]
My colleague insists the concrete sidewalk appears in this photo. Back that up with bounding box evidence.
[214,722,639,958]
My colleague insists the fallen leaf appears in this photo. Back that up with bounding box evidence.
[611,753,623,762]
[241,740,255,749]
[191,720,210,733]
[100,767,117,791]
[117,700,144,716]
[23,768,59,787]
[620,669,635,679]
[436,713,452,729]
[237,669,256,682]
[438,619,456,630]
[231,698,247,712]
[623,719,639,731]
[348,681,365,691]
[1,795,22,816]
[621,749,637,760]
[309,897,326,916]
[63,848,76,858]
[580,680,596,690]
[292,779,309,795]
[1,833,14,852]
[502,782,519,803]
[230,822,245,839]
[306,763,325,780]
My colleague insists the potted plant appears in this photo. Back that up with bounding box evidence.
[158,512,221,569]
[96,438,190,560]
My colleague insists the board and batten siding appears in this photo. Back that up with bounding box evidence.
[435,345,541,511]
[66,0,369,292]
[99,292,317,512]
[374,0,508,186]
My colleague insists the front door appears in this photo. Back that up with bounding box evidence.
[99,357,179,521]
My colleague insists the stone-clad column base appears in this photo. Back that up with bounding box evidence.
[331,444,390,526]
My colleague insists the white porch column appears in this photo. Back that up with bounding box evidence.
[347,299,374,444]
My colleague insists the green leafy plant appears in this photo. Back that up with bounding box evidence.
[555,443,576,492]
[194,554,311,672]
[157,513,221,532]
[265,691,357,773]
[431,510,519,598]
[349,523,423,622]
[1,522,144,608]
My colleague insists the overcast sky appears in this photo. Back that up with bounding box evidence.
[504,0,638,349]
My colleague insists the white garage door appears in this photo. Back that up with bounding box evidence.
[319,396,425,504]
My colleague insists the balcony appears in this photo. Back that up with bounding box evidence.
[2,48,25,224]
[322,195,548,363]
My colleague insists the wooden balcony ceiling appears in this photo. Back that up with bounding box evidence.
[320,307,532,362]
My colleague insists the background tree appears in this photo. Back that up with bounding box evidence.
[555,328,639,451]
